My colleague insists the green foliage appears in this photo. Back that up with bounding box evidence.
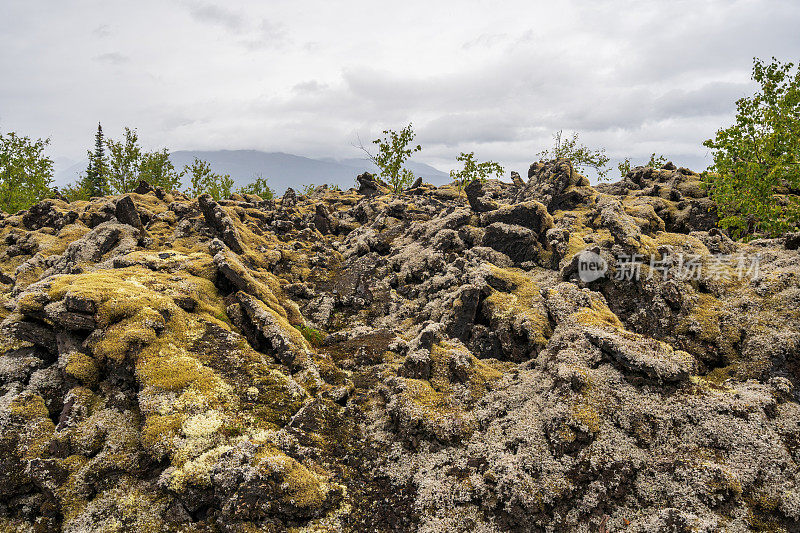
[538,130,610,179]
[703,57,800,239]
[139,148,182,191]
[295,325,325,347]
[618,153,668,177]
[106,128,181,193]
[364,123,422,193]
[236,175,274,200]
[59,180,93,203]
[183,157,234,201]
[106,127,142,194]
[301,184,317,196]
[450,152,504,191]
[0,130,54,213]
[83,123,109,197]
[65,126,182,200]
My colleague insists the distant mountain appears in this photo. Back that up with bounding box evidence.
[54,150,451,194]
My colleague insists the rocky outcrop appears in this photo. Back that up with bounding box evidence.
[0,164,799,532]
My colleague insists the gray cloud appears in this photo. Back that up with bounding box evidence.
[92,24,111,38]
[1,0,799,184]
[239,19,287,50]
[184,1,243,30]
[94,52,130,65]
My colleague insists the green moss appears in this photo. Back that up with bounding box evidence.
[571,298,624,330]
[141,414,184,454]
[65,352,100,385]
[484,266,552,348]
[8,393,55,459]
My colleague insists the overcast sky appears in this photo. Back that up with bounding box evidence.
[1,0,799,180]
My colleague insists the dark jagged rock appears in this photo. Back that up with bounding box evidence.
[482,222,541,264]
[133,180,154,195]
[481,200,553,236]
[356,172,389,196]
[520,159,592,213]
[786,232,800,250]
[198,193,244,254]
[114,195,144,235]
[313,203,337,235]
[464,179,498,212]
[281,187,297,209]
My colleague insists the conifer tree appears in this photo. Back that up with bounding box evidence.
[83,123,108,197]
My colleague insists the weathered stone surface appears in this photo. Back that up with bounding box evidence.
[482,222,541,263]
[464,179,498,212]
[356,172,389,196]
[114,195,144,234]
[198,193,243,254]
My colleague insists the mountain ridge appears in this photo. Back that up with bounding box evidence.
[54,149,451,193]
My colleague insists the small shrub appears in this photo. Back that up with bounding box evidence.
[450,152,504,191]
[703,57,800,239]
[617,153,668,177]
[295,325,325,347]
[360,123,422,193]
[538,130,610,180]
[236,175,274,200]
[183,157,234,201]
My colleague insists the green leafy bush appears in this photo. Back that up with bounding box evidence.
[183,157,234,201]
[703,57,800,239]
[236,176,274,200]
[450,152,504,191]
[538,130,610,179]
[0,130,54,213]
[64,126,181,201]
[617,153,668,177]
[362,123,422,193]
[107,128,181,193]
[295,325,325,347]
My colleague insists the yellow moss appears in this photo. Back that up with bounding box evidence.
[681,293,723,344]
[65,352,100,385]
[745,491,783,531]
[8,394,55,459]
[169,445,233,491]
[9,392,50,419]
[254,444,339,510]
[429,341,504,402]
[399,378,470,431]
[48,224,91,256]
[141,414,184,451]
[552,208,614,258]
[570,402,601,434]
[572,298,624,330]
[49,268,177,327]
[17,291,46,317]
[653,231,711,256]
[484,266,552,348]
[137,345,226,397]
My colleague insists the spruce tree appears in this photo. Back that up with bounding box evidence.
[84,123,108,197]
